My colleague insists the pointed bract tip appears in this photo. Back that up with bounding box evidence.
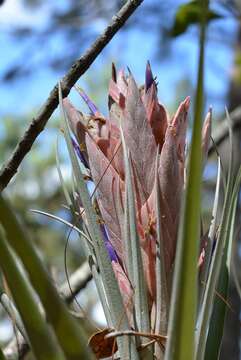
[145,60,154,92]
[202,109,212,159]
[112,63,117,83]
[203,108,212,131]
[183,96,191,110]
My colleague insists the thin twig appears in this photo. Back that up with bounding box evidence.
[0,0,143,191]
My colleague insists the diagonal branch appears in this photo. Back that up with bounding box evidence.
[0,0,143,192]
[208,106,241,156]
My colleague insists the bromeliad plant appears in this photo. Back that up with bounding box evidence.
[63,63,208,333]
[0,2,240,360]
[59,61,241,360]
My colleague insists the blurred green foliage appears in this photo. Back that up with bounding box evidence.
[171,0,222,37]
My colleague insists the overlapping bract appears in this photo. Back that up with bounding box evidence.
[63,62,211,326]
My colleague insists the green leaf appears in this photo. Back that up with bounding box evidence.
[154,151,169,359]
[165,1,208,359]
[171,0,221,37]
[164,89,202,360]
[198,157,222,307]
[204,189,239,360]
[0,195,91,360]
[195,116,240,360]
[232,244,241,300]
[0,346,7,360]
[0,225,65,360]
[88,255,112,326]
[56,134,72,207]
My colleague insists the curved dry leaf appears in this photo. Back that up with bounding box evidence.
[88,328,117,359]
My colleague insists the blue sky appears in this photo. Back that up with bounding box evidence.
[0,0,238,118]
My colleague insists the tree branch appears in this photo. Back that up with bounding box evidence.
[0,0,143,192]
[59,261,92,304]
[208,106,241,156]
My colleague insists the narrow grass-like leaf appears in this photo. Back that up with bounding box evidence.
[232,250,241,300]
[58,84,138,358]
[56,135,72,207]
[0,195,91,360]
[0,225,65,360]
[225,107,234,193]
[165,1,208,359]
[204,190,239,360]
[154,151,169,359]
[196,134,240,360]
[196,183,231,359]
[57,135,92,255]
[88,255,112,326]
[199,157,221,305]
[121,128,150,336]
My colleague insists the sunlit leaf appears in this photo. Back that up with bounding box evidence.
[171,0,221,37]
[165,1,207,359]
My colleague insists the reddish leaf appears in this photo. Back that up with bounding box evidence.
[121,74,156,201]
[86,134,124,259]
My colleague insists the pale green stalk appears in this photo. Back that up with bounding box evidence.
[154,150,169,359]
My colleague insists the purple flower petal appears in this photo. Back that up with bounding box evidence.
[71,136,89,169]
[76,87,99,115]
[101,224,118,262]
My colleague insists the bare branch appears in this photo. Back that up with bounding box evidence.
[59,261,92,304]
[0,0,143,191]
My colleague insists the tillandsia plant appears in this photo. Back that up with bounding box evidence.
[63,62,209,328]
[0,2,239,360]
[59,61,240,360]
